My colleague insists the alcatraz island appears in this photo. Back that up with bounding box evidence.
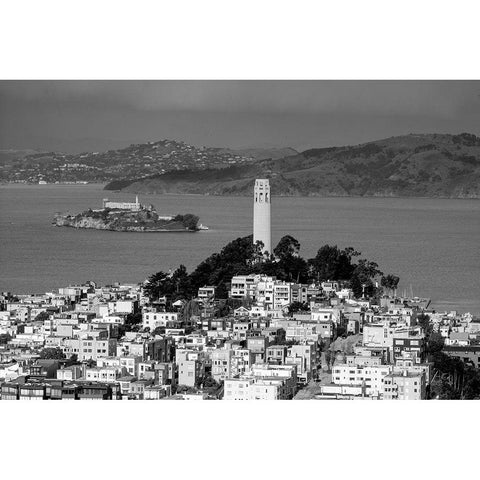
[53,196,207,232]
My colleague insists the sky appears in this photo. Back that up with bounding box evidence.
[0,80,479,154]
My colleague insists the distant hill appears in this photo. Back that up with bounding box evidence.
[105,133,480,199]
[0,149,41,165]
[218,146,298,161]
[1,140,293,184]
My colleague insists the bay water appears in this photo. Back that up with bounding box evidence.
[0,184,478,315]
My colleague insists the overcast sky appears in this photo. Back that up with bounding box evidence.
[0,80,479,153]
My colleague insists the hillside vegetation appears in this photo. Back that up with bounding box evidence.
[105,133,480,198]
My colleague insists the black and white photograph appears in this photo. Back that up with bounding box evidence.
[1,79,479,401]
[1,1,479,479]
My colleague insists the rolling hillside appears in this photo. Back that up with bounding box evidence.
[105,133,480,198]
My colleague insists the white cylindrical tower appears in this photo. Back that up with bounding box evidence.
[253,178,271,254]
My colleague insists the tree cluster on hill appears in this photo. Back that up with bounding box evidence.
[143,234,396,309]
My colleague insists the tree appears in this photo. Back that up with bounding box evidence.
[143,271,171,301]
[0,333,12,345]
[288,301,310,315]
[151,326,166,336]
[39,347,66,360]
[462,367,480,399]
[188,235,263,297]
[350,259,383,297]
[67,354,78,365]
[417,313,432,335]
[174,213,199,230]
[308,245,359,282]
[336,325,347,338]
[201,374,219,389]
[241,293,254,308]
[34,311,50,322]
[381,274,400,294]
[182,299,200,323]
[125,312,142,327]
[274,235,301,259]
[324,350,333,371]
[171,264,190,300]
[353,259,383,282]
[427,332,445,355]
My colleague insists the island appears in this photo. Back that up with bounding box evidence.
[53,196,206,232]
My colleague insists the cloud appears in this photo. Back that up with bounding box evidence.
[1,80,478,118]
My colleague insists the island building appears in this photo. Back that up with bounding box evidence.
[253,179,271,254]
[102,196,142,211]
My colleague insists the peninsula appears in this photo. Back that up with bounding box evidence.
[53,196,203,232]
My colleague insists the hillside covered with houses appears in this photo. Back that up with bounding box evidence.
[1,235,479,400]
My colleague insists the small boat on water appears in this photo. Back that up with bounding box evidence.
[198,224,209,230]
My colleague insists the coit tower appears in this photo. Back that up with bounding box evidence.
[253,178,271,254]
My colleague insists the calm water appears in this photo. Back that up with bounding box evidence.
[0,184,479,314]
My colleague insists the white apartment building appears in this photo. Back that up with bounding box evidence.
[286,344,318,382]
[230,274,296,310]
[176,350,205,387]
[273,283,293,309]
[178,359,203,387]
[108,300,136,315]
[78,337,117,361]
[363,323,396,349]
[223,378,254,400]
[198,286,216,301]
[230,274,263,300]
[85,366,120,383]
[97,355,141,376]
[331,364,392,397]
[224,377,290,400]
[142,311,178,330]
[311,307,343,324]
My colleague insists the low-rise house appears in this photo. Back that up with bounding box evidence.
[56,365,83,381]
[211,348,234,382]
[144,384,172,400]
[266,345,288,365]
[247,336,268,363]
[176,350,205,387]
[198,286,216,302]
[286,344,318,384]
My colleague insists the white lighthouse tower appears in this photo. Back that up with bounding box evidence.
[253,178,271,254]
